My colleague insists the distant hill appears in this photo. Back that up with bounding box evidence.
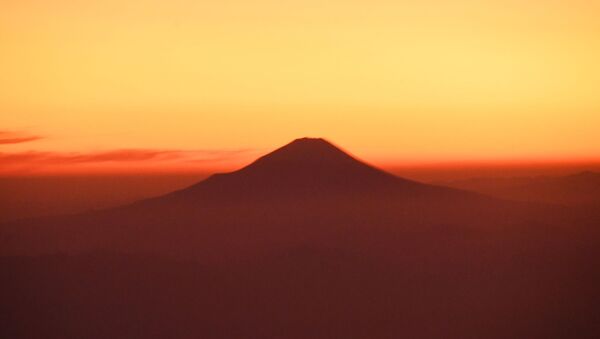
[437,171,600,206]
[0,174,205,222]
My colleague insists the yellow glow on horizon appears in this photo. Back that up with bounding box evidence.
[1,0,599,170]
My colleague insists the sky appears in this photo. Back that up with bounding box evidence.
[1,0,599,175]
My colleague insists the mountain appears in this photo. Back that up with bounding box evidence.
[155,137,466,202]
[437,171,600,206]
[2,138,600,338]
[1,137,495,259]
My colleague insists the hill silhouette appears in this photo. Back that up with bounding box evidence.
[0,175,205,223]
[1,138,600,338]
[438,171,600,206]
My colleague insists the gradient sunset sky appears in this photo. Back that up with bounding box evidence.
[1,0,599,175]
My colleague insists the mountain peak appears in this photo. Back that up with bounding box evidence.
[291,137,325,142]
[282,137,342,152]
[204,136,411,192]
[288,137,330,145]
[244,137,360,171]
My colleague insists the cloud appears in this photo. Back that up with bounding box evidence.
[0,131,44,145]
[0,130,256,174]
[55,149,185,163]
[0,150,175,163]
[0,149,250,167]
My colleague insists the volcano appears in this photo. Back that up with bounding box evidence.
[2,138,600,339]
[155,137,465,203]
[1,137,487,258]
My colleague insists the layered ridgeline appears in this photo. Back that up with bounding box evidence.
[1,138,599,339]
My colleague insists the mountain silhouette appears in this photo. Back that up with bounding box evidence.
[229,137,390,182]
[1,137,489,258]
[2,138,600,339]
[154,137,461,204]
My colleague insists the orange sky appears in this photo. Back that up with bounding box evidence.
[1,0,599,175]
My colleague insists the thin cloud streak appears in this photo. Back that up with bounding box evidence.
[0,131,44,145]
[0,148,255,175]
[0,149,252,164]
